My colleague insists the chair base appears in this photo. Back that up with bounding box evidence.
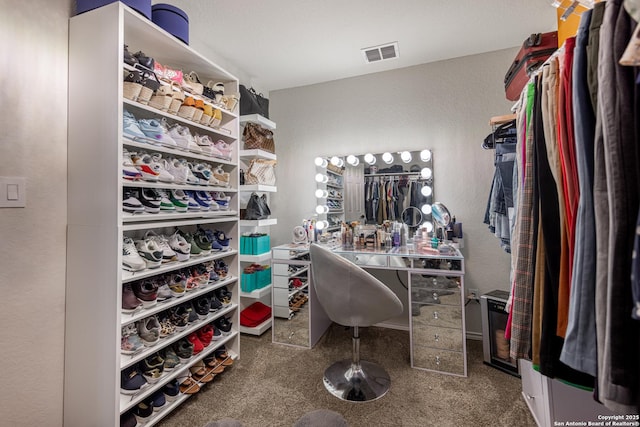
[322,359,392,402]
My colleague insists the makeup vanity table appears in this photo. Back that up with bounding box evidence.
[271,242,467,377]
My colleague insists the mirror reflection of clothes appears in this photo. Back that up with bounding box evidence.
[365,175,429,224]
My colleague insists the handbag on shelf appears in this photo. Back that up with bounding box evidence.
[244,192,271,220]
[239,85,269,118]
[244,158,277,186]
[243,122,275,153]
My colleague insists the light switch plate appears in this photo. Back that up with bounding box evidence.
[0,177,26,208]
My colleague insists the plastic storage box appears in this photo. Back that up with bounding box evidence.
[76,0,151,19]
[152,3,189,44]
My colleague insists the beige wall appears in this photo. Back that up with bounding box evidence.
[0,0,72,425]
[268,49,518,334]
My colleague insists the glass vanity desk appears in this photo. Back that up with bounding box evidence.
[272,243,466,377]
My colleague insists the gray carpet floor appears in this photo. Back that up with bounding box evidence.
[158,324,537,427]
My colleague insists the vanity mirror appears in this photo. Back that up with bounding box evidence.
[314,150,434,232]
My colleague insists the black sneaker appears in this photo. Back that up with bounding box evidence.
[133,399,153,424]
[214,286,231,305]
[163,379,180,402]
[209,294,223,312]
[185,301,199,323]
[214,316,232,336]
[194,296,211,318]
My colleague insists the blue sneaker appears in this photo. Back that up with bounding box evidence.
[163,379,180,402]
[200,227,224,252]
[120,365,147,395]
[123,110,146,140]
[150,390,166,412]
[183,191,201,211]
[193,191,212,210]
[138,119,164,143]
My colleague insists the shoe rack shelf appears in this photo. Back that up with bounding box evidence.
[65,4,240,426]
[237,115,277,336]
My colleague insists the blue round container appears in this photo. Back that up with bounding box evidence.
[152,3,189,45]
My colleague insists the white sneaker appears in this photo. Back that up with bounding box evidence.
[122,150,142,181]
[168,232,191,261]
[169,125,201,154]
[156,118,178,148]
[122,237,147,271]
[123,188,145,214]
[156,189,176,212]
[130,153,160,181]
[185,163,201,186]
[135,238,163,269]
[170,189,189,213]
[166,158,188,185]
[144,230,177,263]
[194,134,225,158]
[150,153,175,183]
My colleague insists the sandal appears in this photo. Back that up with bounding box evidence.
[123,70,143,101]
[137,70,161,105]
[178,96,197,121]
[178,375,200,394]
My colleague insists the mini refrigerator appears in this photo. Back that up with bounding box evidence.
[480,290,519,376]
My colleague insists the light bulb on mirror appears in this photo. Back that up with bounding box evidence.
[424,222,434,233]
[401,151,412,163]
[364,153,376,165]
[316,220,329,230]
[420,149,432,162]
[382,152,394,164]
[421,186,433,197]
[315,173,328,183]
[421,167,433,180]
[421,204,432,215]
[314,157,328,168]
[315,189,328,198]
[330,156,344,167]
[315,205,329,214]
[346,155,360,166]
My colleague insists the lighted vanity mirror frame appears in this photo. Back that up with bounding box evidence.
[314,150,433,230]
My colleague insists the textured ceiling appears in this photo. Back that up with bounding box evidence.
[158,0,557,91]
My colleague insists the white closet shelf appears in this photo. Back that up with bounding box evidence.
[123,212,238,229]
[239,114,276,130]
[239,318,272,335]
[119,334,237,413]
[122,251,238,284]
[239,184,277,192]
[239,218,277,227]
[240,284,272,299]
[120,304,238,370]
[239,252,272,263]
[120,276,238,327]
[123,138,236,166]
[239,149,277,160]
[122,179,238,193]
[124,100,237,141]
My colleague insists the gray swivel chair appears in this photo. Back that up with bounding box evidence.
[309,244,404,402]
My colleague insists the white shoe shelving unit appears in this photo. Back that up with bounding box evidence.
[238,114,277,335]
[65,4,240,426]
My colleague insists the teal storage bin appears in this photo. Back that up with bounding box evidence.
[241,272,256,292]
[253,235,271,255]
[256,267,271,289]
[240,236,251,255]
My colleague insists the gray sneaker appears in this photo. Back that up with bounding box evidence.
[137,316,160,346]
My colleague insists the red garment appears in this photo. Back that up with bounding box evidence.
[555,37,578,337]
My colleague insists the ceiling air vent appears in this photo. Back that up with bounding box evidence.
[361,42,399,64]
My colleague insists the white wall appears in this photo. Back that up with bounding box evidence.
[0,0,72,425]
[269,49,518,334]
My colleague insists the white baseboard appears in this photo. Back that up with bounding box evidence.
[466,331,483,341]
